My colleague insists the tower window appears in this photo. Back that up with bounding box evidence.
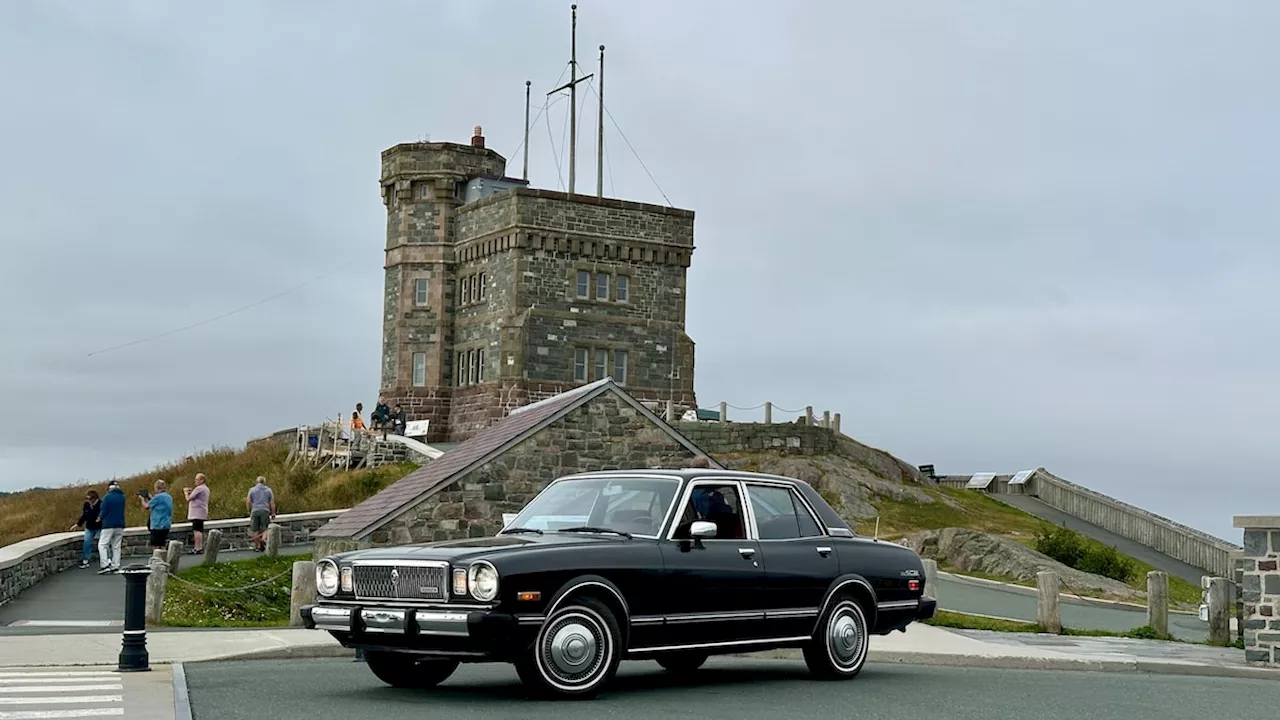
[462,276,471,305]
[576,271,590,298]
[467,349,477,385]
[412,353,427,387]
[477,272,486,301]
[616,275,630,303]
[477,348,485,382]
[612,350,628,386]
[594,349,608,380]
[456,351,466,386]
[595,273,609,300]
[413,278,429,306]
[573,348,588,382]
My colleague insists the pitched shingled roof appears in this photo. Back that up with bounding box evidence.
[313,378,719,540]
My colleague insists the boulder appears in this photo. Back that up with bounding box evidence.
[899,527,1144,602]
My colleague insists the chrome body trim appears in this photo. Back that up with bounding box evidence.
[766,608,819,619]
[311,598,493,611]
[814,577,878,633]
[360,608,407,634]
[628,635,812,654]
[311,606,354,632]
[545,580,631,621]
[630,615,664,626]
[413,610,471,637]
[876,599,919,611]
[666,611,763,624]
[516,615,546,626]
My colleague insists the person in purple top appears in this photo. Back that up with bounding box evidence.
[183,473,210,554]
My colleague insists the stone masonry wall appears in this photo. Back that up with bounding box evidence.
[0,511,341,606]
[1237,516,1280,666]
[675,421,837,456]
[369,393,700,545]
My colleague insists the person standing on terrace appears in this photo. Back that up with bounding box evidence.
[69,489,102,569]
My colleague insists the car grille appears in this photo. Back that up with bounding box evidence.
[352,564,448,602]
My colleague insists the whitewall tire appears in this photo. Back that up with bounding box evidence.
[517,597,622,699]
[804,597,870,680]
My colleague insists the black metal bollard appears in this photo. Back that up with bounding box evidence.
[117,564,152,672]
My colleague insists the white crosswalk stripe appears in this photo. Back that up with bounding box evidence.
[0,670,124,719]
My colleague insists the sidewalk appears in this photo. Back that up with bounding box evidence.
[1,623,1275,681]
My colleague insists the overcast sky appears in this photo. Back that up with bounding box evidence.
[2,0,1276,542]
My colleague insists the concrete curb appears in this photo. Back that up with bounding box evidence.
[175,644,1280,681]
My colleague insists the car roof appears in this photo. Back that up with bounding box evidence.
[561,468,807,486]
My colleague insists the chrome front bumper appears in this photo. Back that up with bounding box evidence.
[303,604,473,637]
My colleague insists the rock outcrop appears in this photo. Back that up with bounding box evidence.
[899,527,1145,602]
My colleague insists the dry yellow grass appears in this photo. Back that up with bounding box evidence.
[0,443,417,547]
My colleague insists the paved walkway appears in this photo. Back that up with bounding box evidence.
[993,494,1212,585]
[0,623,1273,681]
[935,574,1211,642]
[0,545,314,635]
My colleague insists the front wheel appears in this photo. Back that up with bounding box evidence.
[515,597,622,699]
[364,650,459,689]
[803,597,870,680]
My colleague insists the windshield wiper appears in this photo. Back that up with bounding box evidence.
[556,526,632,539]
[499,526,543,535]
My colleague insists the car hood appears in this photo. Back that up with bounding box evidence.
[330,532,625,564]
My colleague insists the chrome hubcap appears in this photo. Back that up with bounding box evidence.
[828,606,863,667]
[549,621,597,675]
[539,610,608,686]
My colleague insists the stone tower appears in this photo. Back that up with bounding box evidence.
[379,126,698,443]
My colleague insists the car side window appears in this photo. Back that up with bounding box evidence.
[671,483,746,540]
[748,485,825,540]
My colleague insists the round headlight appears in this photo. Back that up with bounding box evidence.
[468,561,499,602]
[316,560,339,597]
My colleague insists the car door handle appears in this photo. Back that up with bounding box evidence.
[738,547,755,558]
[816,546,832,556]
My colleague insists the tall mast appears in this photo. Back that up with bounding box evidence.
[522,80,531,181]
[547,4,592,196]
[596,44,605,198]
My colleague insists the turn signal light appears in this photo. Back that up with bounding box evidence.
[517,591,542,602]
[908,580,920,591]
[452,568,468,596]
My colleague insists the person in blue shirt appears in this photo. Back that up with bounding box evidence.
[96,481,127,574]
[140,479,174,551]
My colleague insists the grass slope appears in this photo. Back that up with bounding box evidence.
[163,554,296,627]
[0,442,417,547]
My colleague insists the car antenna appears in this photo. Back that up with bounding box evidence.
[873,516,880,542]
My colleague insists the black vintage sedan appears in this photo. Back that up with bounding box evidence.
[301,468,936,698]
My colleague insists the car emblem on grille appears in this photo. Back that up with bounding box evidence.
[390,568,400,586]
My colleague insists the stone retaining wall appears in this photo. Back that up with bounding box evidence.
[1236,515,1280,666]
[674,421,836,455]
[0,510,344,606]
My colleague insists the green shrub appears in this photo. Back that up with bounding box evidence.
[1034,523,1136,583]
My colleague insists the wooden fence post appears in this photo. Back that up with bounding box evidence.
[165,540,184,575]
[1207,576,1231,646]
[144,555,169,626]
[1146,570,1168,636]
[290,560,317,627]
[921,559,939,604]
[203,528,222,566]
[266,524,282,557]
[1036,571,1061,633]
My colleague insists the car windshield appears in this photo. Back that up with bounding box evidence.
[503,476,681,538]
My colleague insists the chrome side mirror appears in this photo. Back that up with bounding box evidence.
[691,521,717,539]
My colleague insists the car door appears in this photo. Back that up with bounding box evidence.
[744,481,838,638]
[655,479,767,647]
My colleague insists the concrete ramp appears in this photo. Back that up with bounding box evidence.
[994,494,1209,586]
[383,434,446,460]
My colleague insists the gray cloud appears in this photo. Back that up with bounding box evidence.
[2,0,1276,542]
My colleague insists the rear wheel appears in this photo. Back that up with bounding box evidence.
[803,597,870,680]
[515,597,621,699]
[655,651,708,672]
[364,650,459,689]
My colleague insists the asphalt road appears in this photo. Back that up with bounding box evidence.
[0,544,314,635]
[993,494,1210,585]
[183,656,1276,720]
[935,575,1208,641]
